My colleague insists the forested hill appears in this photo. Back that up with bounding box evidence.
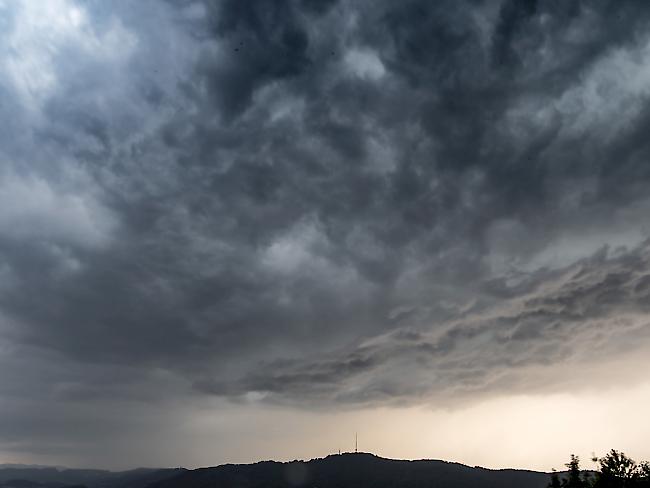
[150,453,553,488]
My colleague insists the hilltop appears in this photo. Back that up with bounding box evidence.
[150,452,552,488]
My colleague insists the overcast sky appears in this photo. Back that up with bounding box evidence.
[2,0,650,471]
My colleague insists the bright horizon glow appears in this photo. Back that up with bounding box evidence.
[3,382,649,472]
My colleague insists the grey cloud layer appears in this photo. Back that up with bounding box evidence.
[2,0,650,459]
[196,243,650,405]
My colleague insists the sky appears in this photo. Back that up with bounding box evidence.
[1,0,650,472]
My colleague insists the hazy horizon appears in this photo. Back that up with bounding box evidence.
[1,0,650,474]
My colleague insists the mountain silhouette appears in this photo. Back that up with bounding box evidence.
[150,452,554,488]
[0,480,87,488]
[0,468,185,488]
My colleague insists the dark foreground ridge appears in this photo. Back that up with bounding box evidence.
[151,452,552,488]
[1,454,558,488]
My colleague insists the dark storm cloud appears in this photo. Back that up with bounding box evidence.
[3,0,650,459]
[194,0,313,119]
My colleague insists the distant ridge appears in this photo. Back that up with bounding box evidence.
[0,467,185,488]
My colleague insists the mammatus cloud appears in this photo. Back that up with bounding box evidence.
[1,0,650,465]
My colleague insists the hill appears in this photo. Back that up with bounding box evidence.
[0,480,86,488]
[0,467,185,488]
[150,452,553,488]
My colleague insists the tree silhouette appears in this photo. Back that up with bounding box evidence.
[549,469,562,488]
[553,450,650,488]
[593,450,641,487]
[566,455,588,488]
